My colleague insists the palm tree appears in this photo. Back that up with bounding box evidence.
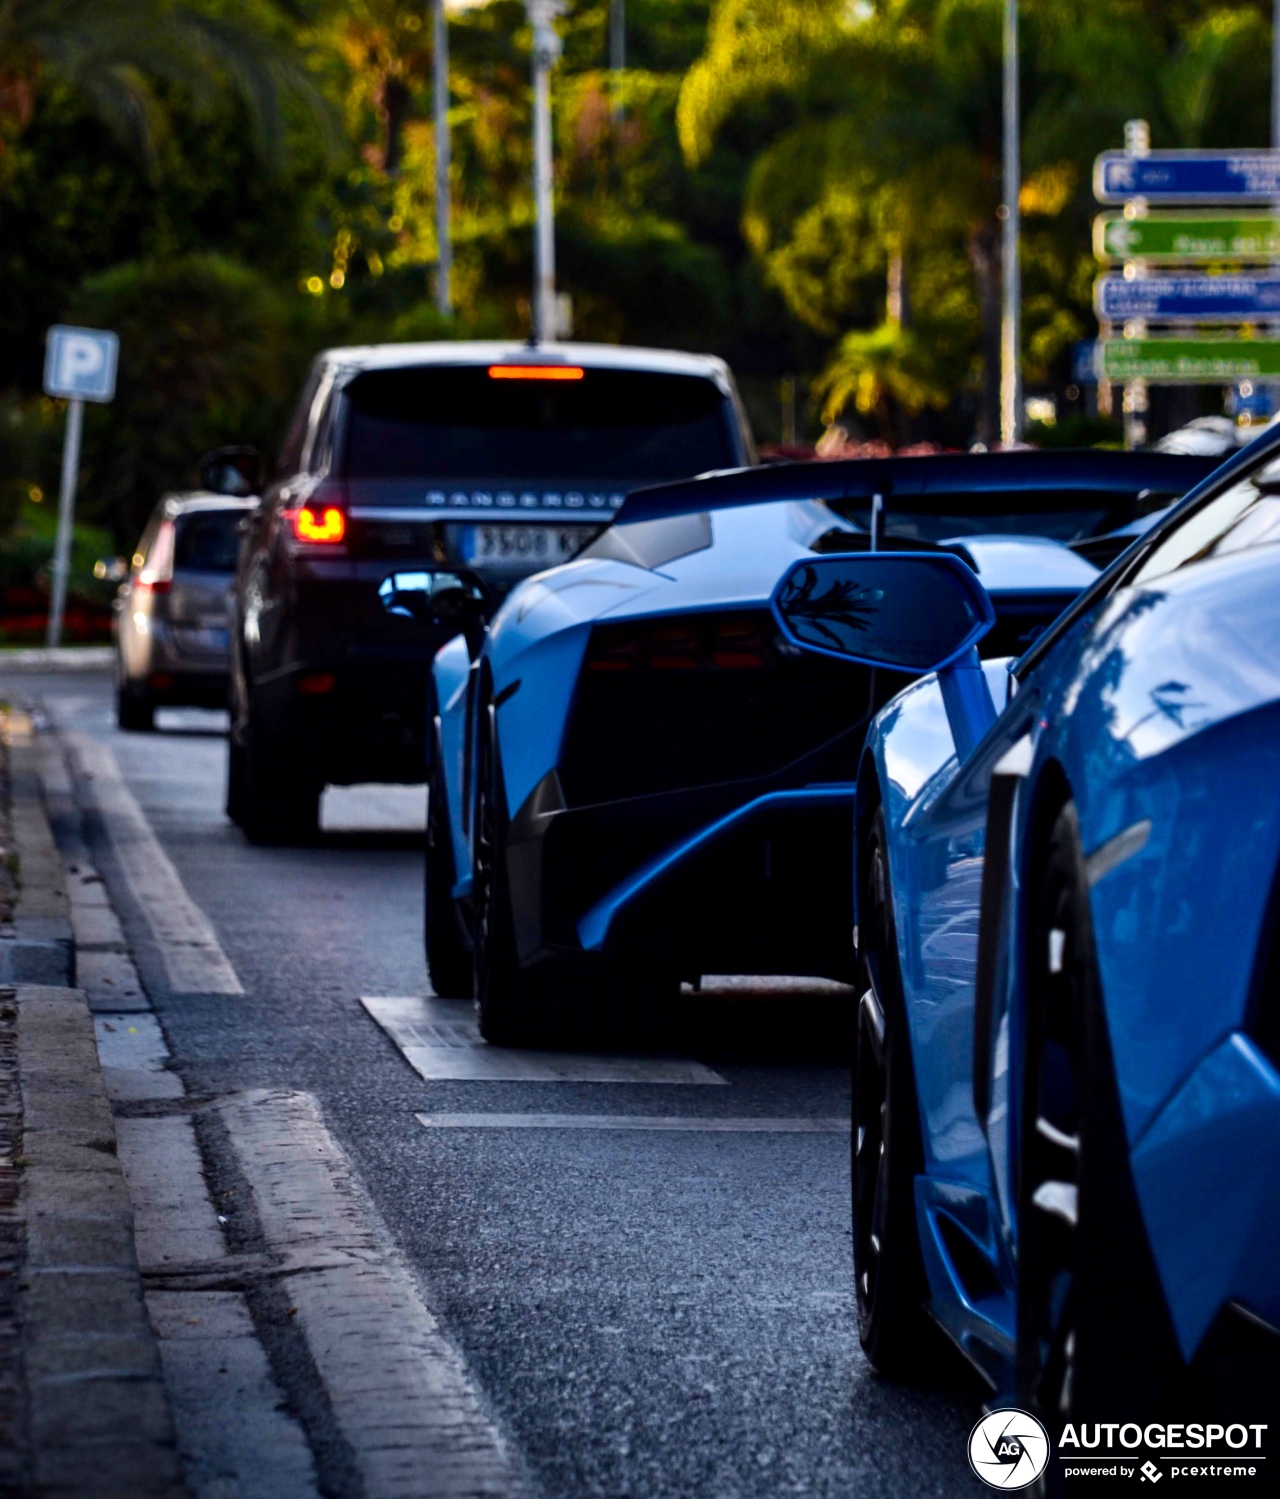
[679,0,1009,441]
[681,0,1274,444]
[0,0,332,175]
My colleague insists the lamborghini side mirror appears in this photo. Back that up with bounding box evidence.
[772,553,994,672]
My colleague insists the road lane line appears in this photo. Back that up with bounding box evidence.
[416,1113,851,1132]
[362,995,727,1085]
[220,1089,526,1499]
[66,734,243,995]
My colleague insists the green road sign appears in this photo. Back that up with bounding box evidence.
[1094,214,1280,264]
[1099,337,1280,382]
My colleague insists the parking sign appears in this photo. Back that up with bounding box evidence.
[43,325,119,403]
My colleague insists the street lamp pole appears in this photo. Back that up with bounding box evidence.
[1001,0,1021,446]
[434,0,452,318]
[528,0,565,342]
[610,0,625,123]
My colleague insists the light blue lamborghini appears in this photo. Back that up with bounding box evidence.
[423,451,1211,1045]
[768,433,1280,1430]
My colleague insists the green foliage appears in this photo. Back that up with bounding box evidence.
[0,0,336,173]
[66,254,294,543]
[1,0,1277,601]
[0,494,118,610]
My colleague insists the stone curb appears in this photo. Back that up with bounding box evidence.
[0,650,113,675]
[5,712,187,1497]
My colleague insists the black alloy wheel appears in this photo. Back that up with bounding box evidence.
[853,806,936,1377]
[1017,801,1183,1459]
[471,704,538,1043]
[225,730,247,825]
[424,717,472,999]
[1017,802,1086,1428]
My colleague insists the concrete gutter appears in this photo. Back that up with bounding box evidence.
[1,711,74,989]
[0,649,113,674]
[3,708,186,1498]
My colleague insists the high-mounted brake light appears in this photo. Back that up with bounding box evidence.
[487,365,584,381]
[293,506,346,544]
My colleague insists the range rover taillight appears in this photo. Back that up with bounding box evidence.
[292,506,346,544]
[286,483,348,545]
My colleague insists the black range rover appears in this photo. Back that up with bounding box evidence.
[204,341,755,842]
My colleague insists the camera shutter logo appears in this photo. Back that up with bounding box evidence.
[968,1409,1051,1489]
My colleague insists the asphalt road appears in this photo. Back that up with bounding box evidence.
[9,670,983,1498]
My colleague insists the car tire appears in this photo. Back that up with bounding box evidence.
[1017,800,1184,1461]
[471,708,571,1045]
[116,674,155,732]
[225,731,247,826]
[853,805,940,1378]
[239,700,321,846]
[425,732,472,999]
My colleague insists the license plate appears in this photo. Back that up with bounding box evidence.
[458,524,592,572]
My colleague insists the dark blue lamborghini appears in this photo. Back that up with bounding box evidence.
[424,450,1214,1043]
[767,432,1280,1440]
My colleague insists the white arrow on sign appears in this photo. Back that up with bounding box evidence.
[1104,221,1139,255]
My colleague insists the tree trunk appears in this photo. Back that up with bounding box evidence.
[969,222,1001,446]
[886,246,906,328]
[379,76,410,174]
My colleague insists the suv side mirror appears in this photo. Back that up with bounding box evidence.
[772,553,994,672]
[200,446,264,498]
[773,552,998,757]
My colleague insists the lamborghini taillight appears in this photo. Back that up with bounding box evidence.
[584,612,777,673]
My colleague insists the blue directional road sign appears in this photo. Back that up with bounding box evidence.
[1096,272,1280,323]
[1094,150,1280,205]
[43,325,119,403]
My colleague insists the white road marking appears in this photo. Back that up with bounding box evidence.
[363,995,728,1085]
[416,1113,851,1132]
[67,734,244,995]
[153,708,230,734]
[687,975,855,997]
[220,1089,526,1499]
[94,1013,183,1101]
[322,784,427,832]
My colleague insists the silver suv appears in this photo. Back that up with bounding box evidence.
[113,493,256,730]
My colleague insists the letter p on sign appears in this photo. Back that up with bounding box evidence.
[44,325,119,403]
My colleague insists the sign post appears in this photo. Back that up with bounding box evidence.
[42,325,118,648]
